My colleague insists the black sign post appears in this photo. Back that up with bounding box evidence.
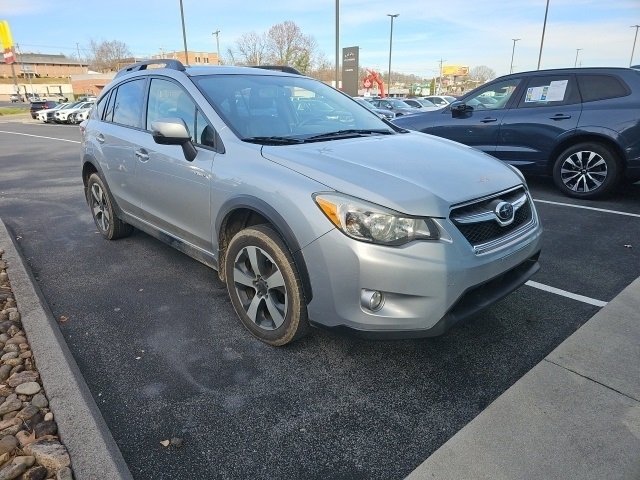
[341,46,359,97]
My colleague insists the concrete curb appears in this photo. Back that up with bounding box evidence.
[406,276,640,479]
[0,219,133,480]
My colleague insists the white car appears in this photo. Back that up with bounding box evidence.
[421,95,458,107]
[36,103,68,123]
[400,98,443,111]
[54,102,94,124]
[69,104,93,124]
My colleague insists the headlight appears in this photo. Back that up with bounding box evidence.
[314,193,440,246]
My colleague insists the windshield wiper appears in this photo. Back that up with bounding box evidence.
[243,136,304,145]
[306,129,394,141]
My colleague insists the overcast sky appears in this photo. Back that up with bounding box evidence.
[2,0,639,78]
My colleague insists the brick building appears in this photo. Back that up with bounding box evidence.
[1,52,88,78]
[151,50,219,65]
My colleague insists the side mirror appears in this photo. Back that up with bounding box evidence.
[151,118,197,162]
[449,101,472,117]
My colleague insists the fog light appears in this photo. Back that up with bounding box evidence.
[361,289,385,312]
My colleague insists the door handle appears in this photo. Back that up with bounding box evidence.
[134,149,149,161]
[549,114,571,120]
[481,117,498,123]
[96,134,105,144]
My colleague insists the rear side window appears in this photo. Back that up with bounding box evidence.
[518,75,580,108]
[111,79,146,128]
[577,74,630,102]
[94,93,109,120]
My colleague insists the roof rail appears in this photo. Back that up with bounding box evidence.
[250,65,303,75]
[115,59,186,78]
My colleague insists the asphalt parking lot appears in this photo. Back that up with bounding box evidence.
[0,118,639,479]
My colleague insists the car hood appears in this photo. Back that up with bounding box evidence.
[260,132,523,216]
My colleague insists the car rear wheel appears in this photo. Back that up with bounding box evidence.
[552,142,620,199]
[86,173,133,240]
[225,225,309,346]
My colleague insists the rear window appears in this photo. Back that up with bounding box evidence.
[518,75,580,107]
[106,79,146,128]
[577,74,630,102]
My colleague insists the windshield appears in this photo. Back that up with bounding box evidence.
[194,74,395,142]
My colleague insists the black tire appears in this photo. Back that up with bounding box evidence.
[552,142,620,199]
[86,173,133,240]
[225,225,309,346]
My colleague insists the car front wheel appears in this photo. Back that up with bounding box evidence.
[86,173,133,240]
[225,225,309,346]
[552,143,620,199]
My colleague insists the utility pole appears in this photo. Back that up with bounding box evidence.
[438,58,446,95]
[16,44,34,98]
[76,42,84,74]
[574,48,582,68]
[510,39,520,74]
[631,25,640,67]
[212,30,220,65]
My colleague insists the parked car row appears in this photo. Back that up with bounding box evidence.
[34,101,94,124]
[352,97,396,119]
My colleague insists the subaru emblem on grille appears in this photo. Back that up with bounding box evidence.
[495,201,514,222]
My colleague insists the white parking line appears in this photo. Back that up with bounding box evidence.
[526,280,608,307]
[534,199,640,218]
[0,130,80,144]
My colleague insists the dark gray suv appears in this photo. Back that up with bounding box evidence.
[393,67,640,199]
[80,60,542,346]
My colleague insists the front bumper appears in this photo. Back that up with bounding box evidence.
[303,220,542,339]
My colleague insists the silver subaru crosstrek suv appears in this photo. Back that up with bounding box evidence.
[80,60,542,346]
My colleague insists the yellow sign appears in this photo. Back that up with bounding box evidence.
[442,65,469,76]
[0,20,14,50]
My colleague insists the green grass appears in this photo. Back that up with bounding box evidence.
[0,107,29,115]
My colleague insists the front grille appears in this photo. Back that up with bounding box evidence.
[450,186,536,252]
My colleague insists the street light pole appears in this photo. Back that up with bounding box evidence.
[387,14,399,96]
[574,48,582,68]
[631,25,640,67]
[510,38,520,74]
[336,0,340,89]
[212,30,220,65]
[178,0,189,64]
[537,0,549,70]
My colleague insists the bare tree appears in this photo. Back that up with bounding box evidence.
[86,39,132,72]
[227,31,269,65]
[226,21,322,75]
[307,54,335,82]
[468,65,496,84]
[266,21,316,74]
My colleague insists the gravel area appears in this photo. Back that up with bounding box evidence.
[0,248,74,480]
